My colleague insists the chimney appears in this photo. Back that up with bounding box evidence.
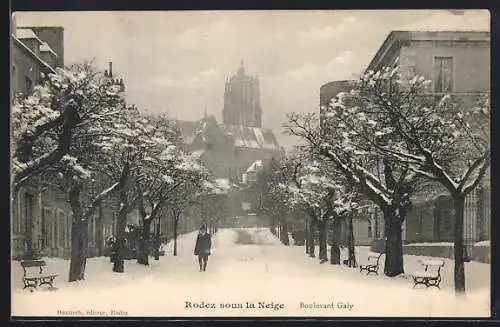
[109,61,113,78]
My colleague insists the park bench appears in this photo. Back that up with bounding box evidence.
[21,260,58,291]
[410,259,445,289]
[359,252,383,275]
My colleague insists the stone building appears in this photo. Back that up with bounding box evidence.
[319,80,354,108]
[12,25,64,258]
[223,60,262,127]
[178,62,284,184]
[11,27,61,98]
[366,30,490,109]
[177,63,284,224]
[366,30,490,256]
[11,23,129,259]
[319,30,491,252]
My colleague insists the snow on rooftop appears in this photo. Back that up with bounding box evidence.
[245,160,263,173]
[190,150,204,159]
[214,178,231,190]
[40,42,58,57]
[16,28,43,42]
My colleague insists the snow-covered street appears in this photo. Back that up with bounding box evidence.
[12,228,490,317]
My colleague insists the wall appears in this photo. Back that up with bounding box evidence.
[234,147,282,180]
[352,218,373,246]
[40,188,72,258]
[399,40,490,93]
[28,27,64,68]
[11,42,42,95]
[39,51,57,69]
[319,80,354,107]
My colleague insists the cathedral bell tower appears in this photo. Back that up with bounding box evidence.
[222,60,262,127]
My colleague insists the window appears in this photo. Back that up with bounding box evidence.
[53,209,58,248]
[66,213,72,248]
[25,76,33,95]
[13,194,22,235]
[24,193,34,236]
[434,56,454,93]
[58,210,66,248]
[43,207,53,249]
[368,224,372,238]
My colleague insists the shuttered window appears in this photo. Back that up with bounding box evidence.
[434,56,454,93]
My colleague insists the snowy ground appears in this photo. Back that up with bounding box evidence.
[12,228,490,317]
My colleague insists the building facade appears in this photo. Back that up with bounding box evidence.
[319,80,355,108]
[11,28,59,98]
[365,30,490,113]
[11,24,129,259]
[366,30,490,253]
[223,60,262,127]
[178,63,284,224]
[319,30,491,249]
[178,63,284,184]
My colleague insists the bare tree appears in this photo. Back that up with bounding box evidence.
[284,110,416,277]
[337,67,490,293]
[11,61,125,192]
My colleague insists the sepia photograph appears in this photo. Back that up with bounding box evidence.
[10,9,490,318]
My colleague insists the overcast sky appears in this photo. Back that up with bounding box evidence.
[15,10,489,150]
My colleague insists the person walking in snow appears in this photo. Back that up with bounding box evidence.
[194,224,212,272]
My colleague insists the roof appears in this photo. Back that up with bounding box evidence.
[12,35,55,74]
[366,30,491,72]
[220,124,281,150]
[214,178,232,191]
[203,178,235,195]
[176,120,201,144]
[16,28,43,44]
[40,42,59,58]
[190,150,205,159]
[245,160,263,173]
[320,80,356,106]
[177,117,282,151]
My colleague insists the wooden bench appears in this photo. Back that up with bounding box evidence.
[359,252,383,275]
[21,260,58,290]
[411,259,445,289]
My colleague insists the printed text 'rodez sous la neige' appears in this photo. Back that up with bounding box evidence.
[185,301,354,311]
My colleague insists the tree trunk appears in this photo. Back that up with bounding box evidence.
[281,221,290,245]
[68,182,89,282]
[154,220,161,260]
[13,103,76,191]
[137,218,152,265]
[173,216,179,256]
[270,216,277,236]
[330,242,341,265]
[453,194,466,293]
[96,204,104,257]
[382,206,404,277]
[308,217,316,257]
[318,219,328,262]
[113,191,128,273]
[347,213,357,268]
[330,218,341,265]
[305,217,310,255]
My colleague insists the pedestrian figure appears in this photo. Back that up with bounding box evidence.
[194,224,212,272]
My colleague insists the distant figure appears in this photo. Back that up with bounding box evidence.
[194,224,212,272]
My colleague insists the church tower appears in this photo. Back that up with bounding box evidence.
[222,60,262,127]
